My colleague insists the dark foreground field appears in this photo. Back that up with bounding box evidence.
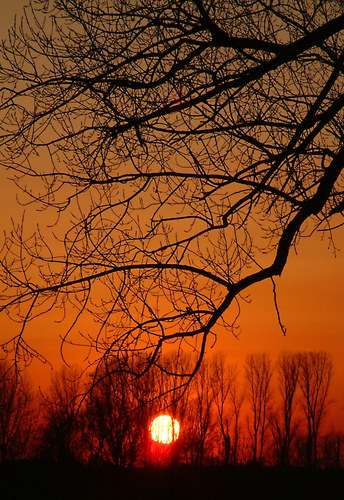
[1,461,343,499]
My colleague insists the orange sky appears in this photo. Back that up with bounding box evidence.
[1,1,344,429]
[215,233,344,427]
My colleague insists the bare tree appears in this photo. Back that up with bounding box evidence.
[210,353,240,464]
[183,360,214,465]
[86,358,141,466]
[272,351,300,466]
[1,1,344,378]
[297,351,333,468]
[40,365,85,462]
[145,353,192,465]
[321,430,344,469]
[245,353,273,463]
[87,352,190,466]
[0,359,36,462]
[228,364,245,465]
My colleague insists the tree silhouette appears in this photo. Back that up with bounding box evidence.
[86,358,141,466]
[228,363,245,465]
[211,353,240,464]
[39,365,85,462]
[272,351,300,466]
[182,360,215,465]
[0,359,36,462]
[245,353,273,463]
[0,350,339,467]
[297,351,333,468]
[1,0,344,375]
[321,430,344,469]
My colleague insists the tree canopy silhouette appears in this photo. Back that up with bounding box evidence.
[1,0,344,376]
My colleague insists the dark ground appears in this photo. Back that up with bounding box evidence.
[1,461,343,499]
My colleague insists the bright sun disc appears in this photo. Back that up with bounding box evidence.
[150,415,180,444]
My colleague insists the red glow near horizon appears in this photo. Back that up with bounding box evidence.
[150,415,180,444]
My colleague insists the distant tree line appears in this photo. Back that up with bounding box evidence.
[0,350,341,469]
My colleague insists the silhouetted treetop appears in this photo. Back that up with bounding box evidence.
[1,0,344,375]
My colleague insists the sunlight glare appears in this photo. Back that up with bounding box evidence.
[150,415,180,444]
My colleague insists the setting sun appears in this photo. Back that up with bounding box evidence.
[150,415,180,444]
